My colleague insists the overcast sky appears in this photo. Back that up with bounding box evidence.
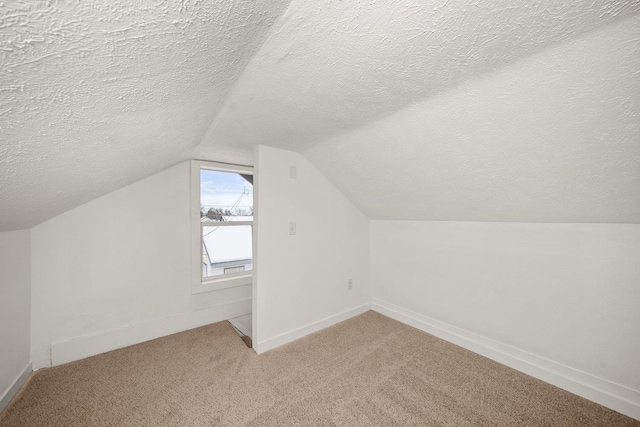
[200,170,253,213]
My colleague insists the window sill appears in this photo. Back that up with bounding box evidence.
[192,274,252,294]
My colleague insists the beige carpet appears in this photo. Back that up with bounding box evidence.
[1,311,638,426]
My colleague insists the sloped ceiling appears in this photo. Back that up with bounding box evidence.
[0,0,290,231]
[305,14,640,223]
[2,1,639,231]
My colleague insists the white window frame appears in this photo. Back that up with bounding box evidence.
[191,160,253,294]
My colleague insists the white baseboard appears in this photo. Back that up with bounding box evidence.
[49,298,252,367]
[255,303,371,354]
[372,299,640,421]
[0,363,31,414]
[229,314,252,339]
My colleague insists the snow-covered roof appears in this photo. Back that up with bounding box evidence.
[202,223,252,264]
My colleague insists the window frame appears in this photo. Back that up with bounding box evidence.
[191,160,253,294]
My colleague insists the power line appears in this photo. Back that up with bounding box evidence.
[201,205,253,209]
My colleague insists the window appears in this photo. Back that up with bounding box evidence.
[191,161,253,293]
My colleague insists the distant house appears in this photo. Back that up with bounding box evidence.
[201,216,252,278]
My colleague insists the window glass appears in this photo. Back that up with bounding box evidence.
[200,170,253,221]
[200,169,253,280]
[202,224,253,279]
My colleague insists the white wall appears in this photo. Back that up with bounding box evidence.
[0,229,31,411]
[371,221,640,418]
[254,145,370,352]
[30,161,251,368]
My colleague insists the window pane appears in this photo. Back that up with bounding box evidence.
[202,224,253,279]
[200,169,253,221]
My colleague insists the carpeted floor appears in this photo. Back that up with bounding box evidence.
[1,311,638,426]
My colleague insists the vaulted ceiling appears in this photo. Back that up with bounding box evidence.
[2,1,639,231]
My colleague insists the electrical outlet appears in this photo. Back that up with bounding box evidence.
[347,279,353,290]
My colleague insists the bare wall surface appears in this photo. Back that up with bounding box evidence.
[371,220,640,393]
[254,146,370,352]
[0,229,31,408]
[30,162,251,368]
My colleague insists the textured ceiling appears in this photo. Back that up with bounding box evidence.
[2,1,639,231]
[201,0,639,152]
[305,14,640,223]
[198,0,640,223]
[0,0,290,231]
